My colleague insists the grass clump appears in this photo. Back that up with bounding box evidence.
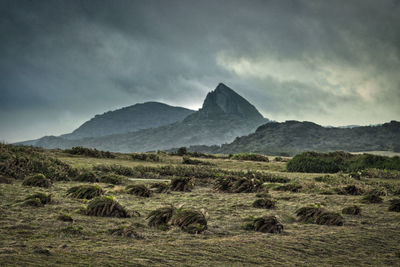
[22,198,43,207]
[296,205,344,226]
[86,196,131,218]
[25,192,51,205]
[342,205,361,215]
[243,216,283,233]
[170,177,194,192]
[361,193,383,204]
[109,225,144,239]
[214,177,263,193]
[74,170,99,182]
[147,205,176,229]
[388,199,400,212]
[64,146,115,158]
[99,173,125,185]
[0,176,14,184]
[150,182,169,193]
[252,198,276,209]
[131,153,160,162]
[275,183,302,193]
[61,225,83,235]
[126,184,152,197]
[22,174,51,188]
[171,209,207,234]
[58,213,73,222]
[67,184,104,199]
[231,153,269,162]
[337,185,364,195]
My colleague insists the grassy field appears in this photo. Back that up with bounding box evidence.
[1,150,400,266]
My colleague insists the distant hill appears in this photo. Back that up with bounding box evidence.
[20,83,268,152]
[192,120,400,155]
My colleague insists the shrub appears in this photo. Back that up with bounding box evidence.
[388,199,400,212]
[99,173,125,185]
[131,153,160,162]
[86,196,131,218]
[147,205,176,228]
[171,209,207,234]
[243,216,283,233]
[342,206,361,215]
[176,147,187,156]
[361,193,383,204]
[182,156,213,166]
[0,144,78,180]
[233,178,263,193]
[22,174,51,188]
[170,177,194,192]
[0,176,14,184]
[58,213,73,222]
[126,184,152,197]
[252,198,276,209]
[67,185,104,199]
[315,212,344,226]
[231,153,269,162]
[64,146,115,158]
[74,170,99,182]
[150,182,169,193]
[275,184,302,193]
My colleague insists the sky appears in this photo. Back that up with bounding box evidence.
[1,0,400,143]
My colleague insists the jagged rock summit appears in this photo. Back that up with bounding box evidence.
[199,83,264,119]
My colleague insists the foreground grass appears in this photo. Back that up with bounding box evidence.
[1,153,400,266]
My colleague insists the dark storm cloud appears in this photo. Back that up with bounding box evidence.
[1,0,399,142]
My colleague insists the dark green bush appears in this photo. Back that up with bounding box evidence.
[74,170,99,182]
[64,146,115,158]
[131,153,160,162]
[22,174,51,188]
[243,216,283,233]
[99,173,125,185]
[176,147,187,156]
[231,153,269,162]
[182,156,213,166]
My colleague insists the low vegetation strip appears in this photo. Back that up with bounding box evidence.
[64,146,115,158]
[230,153,269,162]
[287,151,400,173]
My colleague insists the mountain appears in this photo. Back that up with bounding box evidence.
[195,120,400,155]
[21,83,268,152]
[62,102,194,139]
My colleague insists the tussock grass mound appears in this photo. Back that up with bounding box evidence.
[243,216,283,233]
[64,146,115,158]
[67,185,104,199]
[296,206,326,223]
[58,213,73,222]
[388,199,400,212]
[342,205,361,215]
[22,198,44,207]
[0,144,77,180]
[170,177,194,192]
[338,185,364,195]
[252,198,276,209]
[0,176,14,184]
[367,188,387,196]
[109,225,144,239]
[99,173,125,185]
[147,206,176,228]
[126,184,152,197]
[25,192,51,205]
[214,177,263,193]
[255,192,271,198]
[361,193,383,203]
[150,182,169,193]
[86,196,131,218]
[231,153,269,162]
[315,212,344,226]
[171,209,207,234]
[22,174,51,188]
[74,170,99,182]
[275,184,302,193]
[296,206,344,226]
